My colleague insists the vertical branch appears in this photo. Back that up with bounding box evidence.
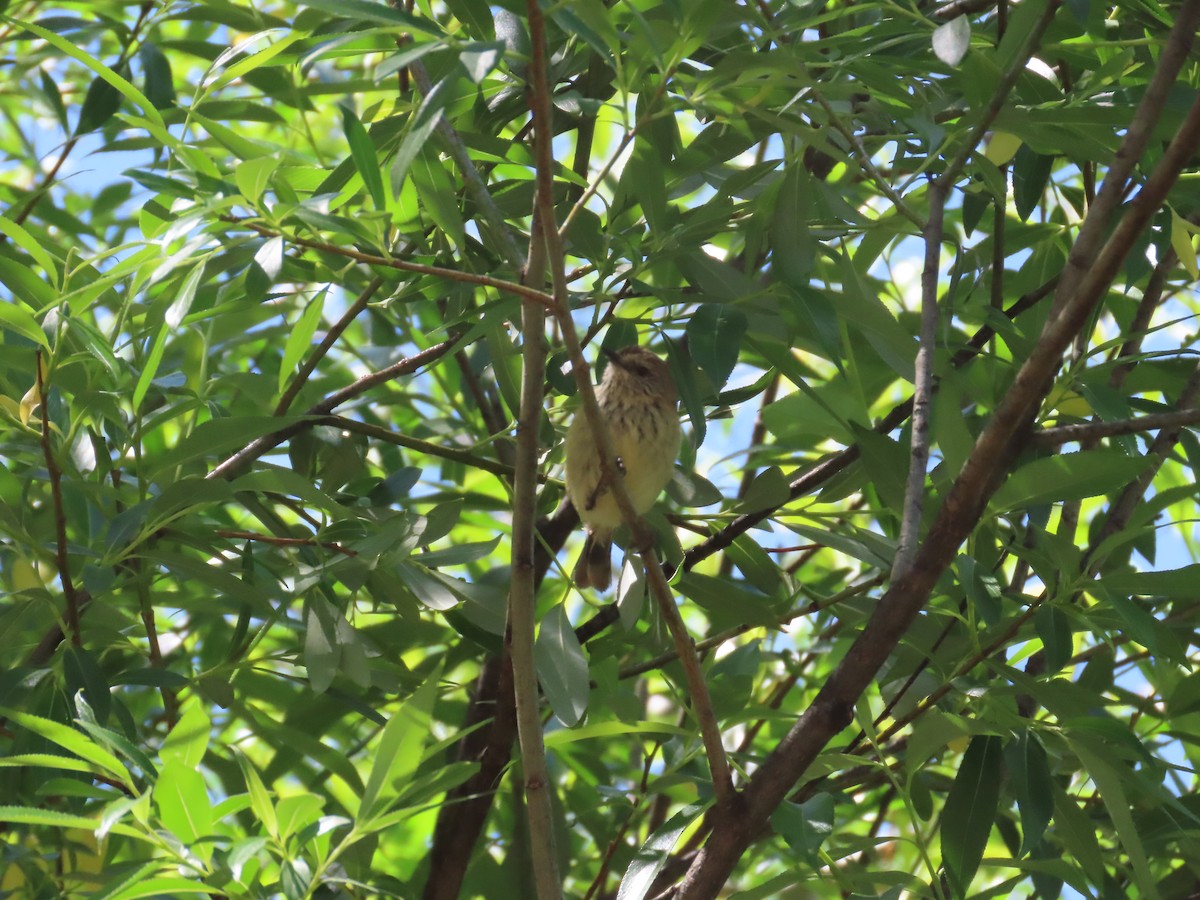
[508,279,559,899]
[508,4,564,897]
[892,0,1060,578]
[36,353,81,647]
[893,182,947,578]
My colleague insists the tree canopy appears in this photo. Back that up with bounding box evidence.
[2,0,1200,898]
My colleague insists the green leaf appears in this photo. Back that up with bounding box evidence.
[769,164,817,287]
[1013,144,1054,222]
[301,0,442,34]
[76,71,125,134]
[154,759,215,846]
[395,560,465,610]
[737,466,791,515]
[0,706,132,786]
[0,217,60,285]
[391,70,465,190]
[148,415,308,479]
[687,304,748,390]
[616,555,648,629]
[1006,732,1054,855]
[234,747,278,840]
[279,290,326,394]
[131,324,167,411]
[617,803,707,900]
[665,339,706,447]
[1071,740,1158,899]
[359,664,440,823]
[160,700,211,770]
[991,449,1148,512]
[342,104,388,211]
[0,297,49,348]
[941,734,1003,897]
[138,42,175,109]
[771,792,835,862]
[535,603,590,727]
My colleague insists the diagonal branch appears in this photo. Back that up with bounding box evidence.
[208,336,463,481]
[893,0,1060,578]
[672,13,1200,894]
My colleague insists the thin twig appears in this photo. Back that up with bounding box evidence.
[215,529,358,557]
[1029,408,1200,447]
[208,335,462,481]
[510,5,563,895]
[321,415,525,480]
[894,181,948,578]
[894,2,1059,579]
[643,554,737,804]
[36,353,81,647]
[222,217,554,308]
[276,277,384,415]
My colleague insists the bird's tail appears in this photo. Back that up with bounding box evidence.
[573,530,612,591]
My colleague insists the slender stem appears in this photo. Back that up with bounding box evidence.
[1030,408,1200,447]
[321,415,525,480]
[36,353,81,647]
[643,553,736,805]
[893,181,947,578]
[222,217,554,308]
[276,277,384,415]
[509,5,564,896]
[216,530,357,557]
[208,335,462,481]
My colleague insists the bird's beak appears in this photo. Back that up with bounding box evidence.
[600,346,620,364]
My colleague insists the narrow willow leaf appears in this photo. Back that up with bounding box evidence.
[618,803,707,900]
[342,104,388,211]
[359,664,441,823]
[535,603,590,727]
[941,734,1003,897]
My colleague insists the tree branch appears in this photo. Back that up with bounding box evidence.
[509,5,564,895]
[208,335,463,481]
[1029,407,1200,447]
[36,353,81,647]
[221,217,555,308]
[672,16,1200,894]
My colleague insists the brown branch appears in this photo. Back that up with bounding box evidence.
[509,5,563,895]
[643,554,736,806]
[221,217,554,308]
[1029,407,1200,447]
[215,530,358,557]
[276,277,384,415]
[207,335,463,481]
[36,353,81,647]
[672,16,1200,895]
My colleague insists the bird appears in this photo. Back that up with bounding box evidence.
[564,345,681,590]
